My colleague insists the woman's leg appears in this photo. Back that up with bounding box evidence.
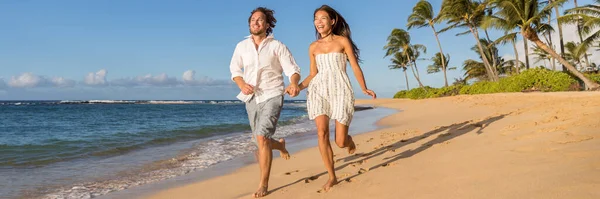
[335,121,356,154]
[315,115,337,191]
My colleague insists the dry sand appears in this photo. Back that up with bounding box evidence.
[146,92,600,199]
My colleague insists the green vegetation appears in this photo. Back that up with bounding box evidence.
[394,68,580,99]
[386,0,600,97]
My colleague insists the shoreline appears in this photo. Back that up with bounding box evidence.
[95,106,397,199]
[144,92,600,199]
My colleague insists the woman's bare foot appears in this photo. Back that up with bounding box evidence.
[322,177,338,192]
[253,185,268,198]
[278,138,290,160]
[347,136,356,154]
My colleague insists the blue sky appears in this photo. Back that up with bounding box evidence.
[0,0,592,100]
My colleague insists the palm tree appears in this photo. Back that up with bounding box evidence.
[564,41,590,70]
[492,0,600,90]
[561,0,600,52]
[463,39,506,81]
[453,77,468,85]
[531,45,553,69]
[407,0,451,87]
[550,0,567,71]
[409,44,428,80]
[384,28,426,88]
[428,53,457,74]
[439,0,500,81]
[463,59,488,81]
[573,0,591,68]
[389,52,412,90]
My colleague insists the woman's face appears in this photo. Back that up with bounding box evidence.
[314,10,334,35]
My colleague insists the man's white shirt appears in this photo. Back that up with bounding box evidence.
[230,35,301,103]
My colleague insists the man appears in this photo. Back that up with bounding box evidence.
[229,7,301,198]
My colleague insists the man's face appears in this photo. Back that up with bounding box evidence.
[249,11,267,35]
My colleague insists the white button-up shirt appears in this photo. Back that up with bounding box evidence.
[230,35,301,103]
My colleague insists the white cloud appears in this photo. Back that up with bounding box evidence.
[182,70,231,86]
[182,70,195,83]
[7,73,75,88]
[85,69,108,86]
[507,23,599,70]
[51,77,76,88]
[9,73,43,88]
[111,73,178,87]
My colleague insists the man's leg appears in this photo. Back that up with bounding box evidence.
[252,96,289,198]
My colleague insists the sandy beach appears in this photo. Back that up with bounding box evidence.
[145,92,600,199]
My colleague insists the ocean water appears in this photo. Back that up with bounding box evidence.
[0,100,315,199]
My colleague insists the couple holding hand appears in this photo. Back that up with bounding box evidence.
[229,5,376,198]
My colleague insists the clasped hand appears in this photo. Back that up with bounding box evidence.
[285,84,300,97]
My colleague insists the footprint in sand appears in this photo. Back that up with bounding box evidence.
[366,138,374,142]
[358,168,369,174]
[350,159,366,167]
[382,163,394,167]
[304,175,319,183]
[284,170,299,175]
[553,133,594,144]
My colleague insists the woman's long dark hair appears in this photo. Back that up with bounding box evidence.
[314,5,361,62]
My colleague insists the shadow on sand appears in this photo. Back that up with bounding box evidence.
[268,113,507,194]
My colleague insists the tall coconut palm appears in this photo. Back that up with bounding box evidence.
[409,44,428,80]
[550,0,568,71]
[573,0,592,68]
[492,0,600,90]
[564,41,590,70]
[427,53,457,74]
[439,0,500,81]
[481,11,524,74]
[561,0,600,50]
[463,38,507,81]
[531,45,553,69]
[407,0,451,86]
[389,52,412,90]
[384,28,426,87]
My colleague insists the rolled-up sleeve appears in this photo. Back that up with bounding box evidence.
[277,42,301,79]
[230,44,244,81]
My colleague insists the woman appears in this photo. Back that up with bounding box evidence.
[298,4,377,192]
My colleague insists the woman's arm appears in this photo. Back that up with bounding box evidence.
[299,43,318,90]
[341,37,376,98]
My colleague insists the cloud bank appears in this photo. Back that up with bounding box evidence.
[8,73,75,88]
[3,69,232,89]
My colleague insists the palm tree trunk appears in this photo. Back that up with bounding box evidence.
[404,69,410,90]
[469,26,498,81]
[512,39,520,74]
[409,63,425,88]
[431,26,448,87]
[552,0,567,72]
[523,39,531,69]
[547,15,556,70]
[414,61,422,80]
[485,29,499,76]
[522,30,600,90]
[573,0,591,68]
[406,54,424,88]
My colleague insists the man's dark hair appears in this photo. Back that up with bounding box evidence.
[248,7,277,36]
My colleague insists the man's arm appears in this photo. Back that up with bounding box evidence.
[230,44,254,95]
[277,42,301,83]
[277,42,301,97]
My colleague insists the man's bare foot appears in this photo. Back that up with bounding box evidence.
[253,185,268,198]
[278,138,290,160]
[321,178,338,192]
[347,136,356,154]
